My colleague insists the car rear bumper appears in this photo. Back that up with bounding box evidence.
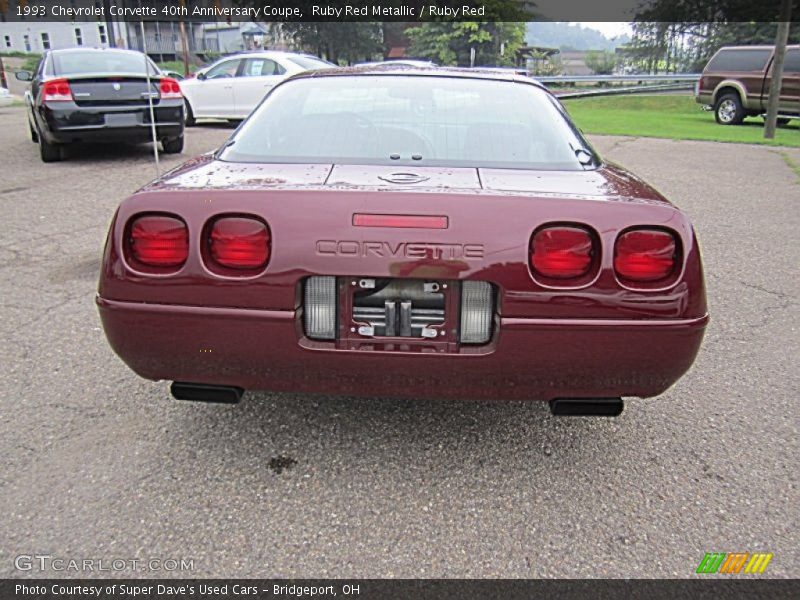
[40,102,183,143]
[97,296,708,401]
[695,92,713,105]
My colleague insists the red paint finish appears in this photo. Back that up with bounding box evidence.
[98,109,707,401]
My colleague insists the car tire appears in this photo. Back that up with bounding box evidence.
[29,121,39,143]
[39,135,63,162]
[776,117,791,127]
[161,136,184,154]
[184,101,196,127]
[714,92,745,125]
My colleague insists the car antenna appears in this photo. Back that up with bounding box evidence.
[140,18,160,179]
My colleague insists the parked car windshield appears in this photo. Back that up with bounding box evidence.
[52,50,159,77]
[220,75,593,170]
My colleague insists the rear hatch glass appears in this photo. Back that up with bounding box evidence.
[705,49,772,72]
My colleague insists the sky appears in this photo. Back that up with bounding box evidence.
[575,22,633,40]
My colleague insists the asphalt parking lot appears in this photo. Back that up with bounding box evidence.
[0,104,797,579]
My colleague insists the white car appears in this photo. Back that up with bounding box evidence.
[356,60,438,68]
[180,51,334,124]
[0,86,12,108]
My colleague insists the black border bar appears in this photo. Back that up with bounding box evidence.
[2,0,799,23]
[3,579,800,600]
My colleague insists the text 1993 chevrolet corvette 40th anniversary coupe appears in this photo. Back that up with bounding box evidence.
[97,67,708,416]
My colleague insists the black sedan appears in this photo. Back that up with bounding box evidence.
[16,48,185,162]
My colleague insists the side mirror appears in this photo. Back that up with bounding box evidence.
[15,70,32,82]
[196,71,206,81]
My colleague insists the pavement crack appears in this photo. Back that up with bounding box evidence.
[738,280,796,301]
[606,136,640,153]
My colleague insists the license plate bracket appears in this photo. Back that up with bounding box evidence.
[105,113,140,127]
[340,277,461,351]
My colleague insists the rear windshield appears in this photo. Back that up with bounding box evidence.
[285,56,336,70]
[52,51,159,77]
[705,49,772,72]
[220,75,594,170]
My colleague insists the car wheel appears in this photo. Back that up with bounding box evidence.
[776,117,791,127]
[161,135,184,154]
[184,101,196,127]
[714,93,745,125]
[39,135,63,162]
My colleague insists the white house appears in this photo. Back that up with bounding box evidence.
[0,21,120,54]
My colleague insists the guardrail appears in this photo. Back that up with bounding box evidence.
[556,82,695,99]
[535,73,701,84]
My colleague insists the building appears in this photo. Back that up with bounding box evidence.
[0,21,117,54]
[0,19,223,60]
[0,0,219,59]
[201,22,291,54]
[559,51,592,76]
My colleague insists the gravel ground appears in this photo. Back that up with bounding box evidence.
[0,104,797,579]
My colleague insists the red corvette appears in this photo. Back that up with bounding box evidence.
[97,67,708,416]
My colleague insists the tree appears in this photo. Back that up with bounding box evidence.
[406,22,526,66]
[765,0,793,139]
[584,50,617,75]
[528,52,564,77]
[276,23,383,65]
[628,0,800,73]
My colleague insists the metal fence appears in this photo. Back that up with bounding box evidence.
[126,33,220,56]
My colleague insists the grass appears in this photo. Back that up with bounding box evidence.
[564,95,800,148]
[156,60,197,76]
[0,51,41,72]
[0,51,41,59]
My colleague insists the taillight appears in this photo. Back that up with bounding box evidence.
[42,78,73,103]
[614,229,677,282]
[159,77,182,99]
[129,215,188,268]
[209,217,270,269]
[530,225,594,279]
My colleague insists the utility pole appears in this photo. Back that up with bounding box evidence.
[103,0,117,47]
[178,0,191,77]
[764,0,793,139]
[0,55,7,89]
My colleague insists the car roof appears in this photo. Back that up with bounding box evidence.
[289,64,549,91]
[221,50,325,60]
[49,47,147,56]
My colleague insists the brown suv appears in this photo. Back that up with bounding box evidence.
[696,45,800,125]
